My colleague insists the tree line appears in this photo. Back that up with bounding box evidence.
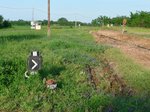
[10,17,89,27]
[1,11,150,28]
[92,11,150,28]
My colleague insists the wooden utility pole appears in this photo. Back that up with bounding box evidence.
[32,8,34,22]
[48,0,50,37]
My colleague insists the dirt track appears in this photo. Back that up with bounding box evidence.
[92,30,150,68]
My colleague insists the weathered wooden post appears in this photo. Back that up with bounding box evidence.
[122,18,127,34]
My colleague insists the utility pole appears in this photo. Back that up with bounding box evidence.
[75,21,77,28]
[47,0,50,37]
[32,8,34,22]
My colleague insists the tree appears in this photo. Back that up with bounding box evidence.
[111,16,129,26]
[92,16,111,26]
[0,15,4,28]
[129,11,150,27]
[91,11,150,28]
[11,19,30,26]
[3,20,11,28]
[57,17,68,26]
[0,15,12,28]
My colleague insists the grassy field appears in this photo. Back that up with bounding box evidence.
[105,48,150,94]
[0,26,150,112]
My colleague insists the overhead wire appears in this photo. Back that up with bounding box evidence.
[0,5,91,21]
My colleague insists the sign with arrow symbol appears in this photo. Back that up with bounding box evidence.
[28,51,42,72]
[31,59,38,70]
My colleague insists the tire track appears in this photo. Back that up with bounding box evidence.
[92,30,150,68]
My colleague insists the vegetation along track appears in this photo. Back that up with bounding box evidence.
[85,59,134,96]
[91,30,150,68]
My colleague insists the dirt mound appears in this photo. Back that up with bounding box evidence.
[92,30,150,68]
[96,30,150,49]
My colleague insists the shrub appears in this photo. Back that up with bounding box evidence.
[2,20,11,28]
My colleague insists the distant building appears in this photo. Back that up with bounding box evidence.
[31,21,35,29]
[31,21,41,30]
[78,24,81,27]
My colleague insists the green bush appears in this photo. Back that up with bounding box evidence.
[2,20,11,28]
[0,15,11,28]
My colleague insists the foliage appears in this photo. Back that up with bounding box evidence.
[92,11,150,28]
[57,17,69,26]
[11,19,30,26]
[0,15,3,26]
[92,16,111,26]
[2,20,11,28]
[0,26,150,111]
[129,11,150,27]
[0,15,11,28]
[0,26,108,111]
[111,16,129,26]
[10,18,89,27]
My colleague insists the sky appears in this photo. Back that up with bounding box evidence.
[0,0,150,23]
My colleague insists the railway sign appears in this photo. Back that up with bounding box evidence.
[28,51,42,72]
[123,19,127,26]
[122,19,127,34]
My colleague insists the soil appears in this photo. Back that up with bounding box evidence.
[91,30,150,69]
[85,60,134,96]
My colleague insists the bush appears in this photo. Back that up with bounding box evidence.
[0,15,11,29]
[2,20,11,28]
[0,60,19,87]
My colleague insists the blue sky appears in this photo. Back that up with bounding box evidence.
[0,0,150,22]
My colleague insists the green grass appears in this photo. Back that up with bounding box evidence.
[0,26,150,112]
[104,48,150,111]
[0,26,108,112]
[105,48,150,94]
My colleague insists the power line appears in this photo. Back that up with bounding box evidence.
[0,5,92,22]
[0,5,47,13]
[0,5,91,18]
[35,8,46,13]
[0,5,31,10]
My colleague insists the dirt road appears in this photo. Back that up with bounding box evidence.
[92,30,150,68]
